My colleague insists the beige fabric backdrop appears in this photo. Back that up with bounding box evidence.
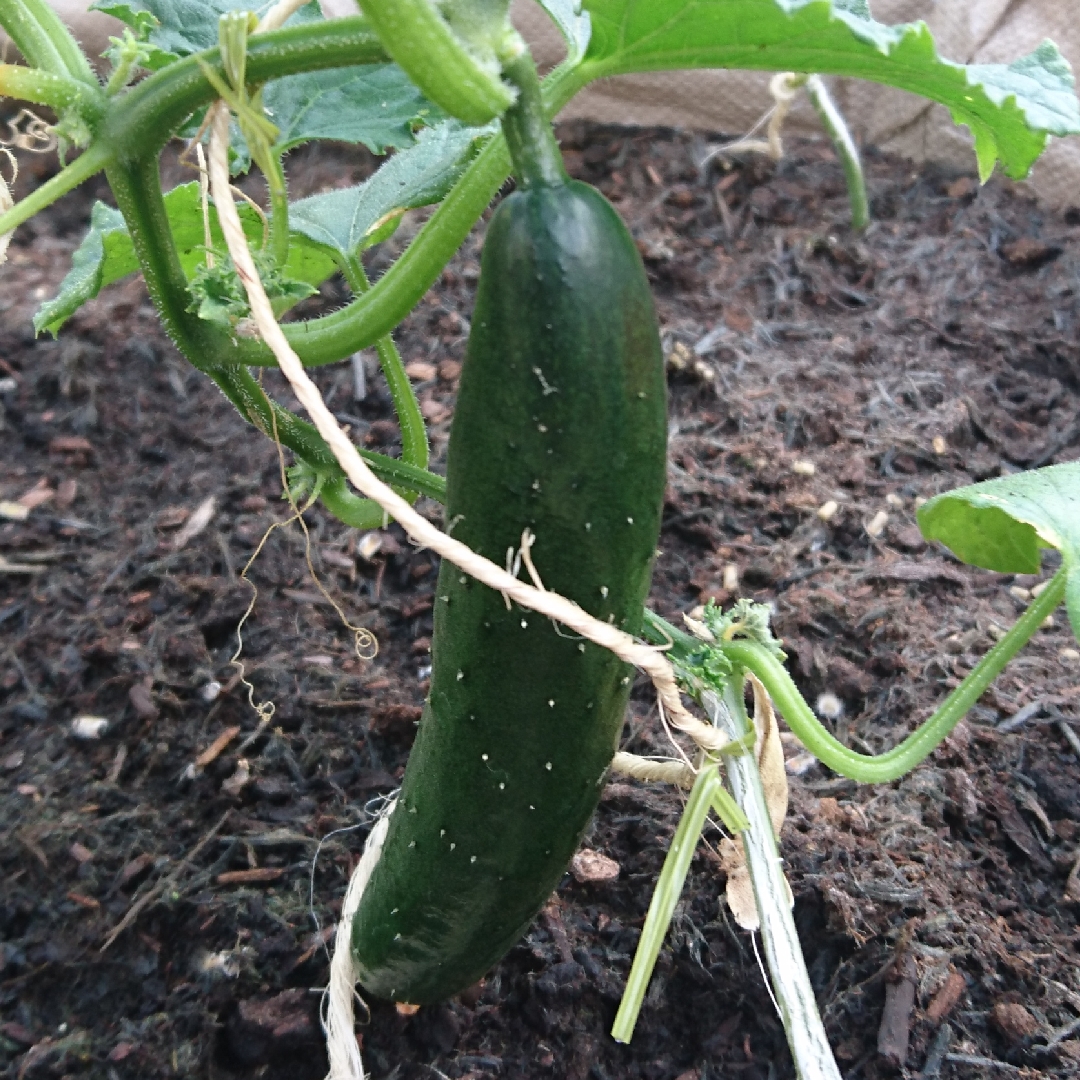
[11,0,1080,208]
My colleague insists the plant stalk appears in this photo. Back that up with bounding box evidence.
[611,765,724,1044]
[342,254,429,484]
[500,49,567,188]
[724,564,1067,782]
[0,138,111,238]
[263,149,291,268]
[0,0,97,84]
[804,74,868,230]
[358,0,514,126]
[211,364,446,502]
[99,18,389,162]
[0,63,105,117]
[229,59,586,368]
[708,680,842,1080]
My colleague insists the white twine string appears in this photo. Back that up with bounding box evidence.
[611,751,695,789]
[259,0,311,33]
[322,804,393,1080]
[206,24,727,1065]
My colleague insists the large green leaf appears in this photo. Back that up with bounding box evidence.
[917,462,1080,641]
[577,0,1080,181]
[288,120,488,262]
[90,0,323,68]
[34,182,338,335]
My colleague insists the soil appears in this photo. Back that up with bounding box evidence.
[1,120,1080,1080]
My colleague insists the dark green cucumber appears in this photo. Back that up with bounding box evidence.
[350,62,666,1004]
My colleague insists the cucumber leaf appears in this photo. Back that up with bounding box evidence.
[917,461,1080,640]
[577,0,1080,181]
[90,0,323,67]
[288,120,489,262]
[536,0,592,67]
[34,182,338,335]
[264,65,436,156]
[217,65,438,174]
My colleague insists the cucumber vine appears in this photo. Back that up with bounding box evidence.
[0,1,1078,1076]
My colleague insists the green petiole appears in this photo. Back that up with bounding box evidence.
[644,566,1067,784]
[725,565,1067,782]
[0,0,97,85]
[804,74,868,230]
[0,63,105,118]
[209,364,446,505]
[358,0,516,126]
[0,138,111,238]
[228,60,586,369]
[341,255,430,483]
[611,764,732,1044]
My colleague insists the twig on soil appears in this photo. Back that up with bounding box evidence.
[100,811,231,953]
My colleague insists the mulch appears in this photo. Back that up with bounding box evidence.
[1,119,1079,1080]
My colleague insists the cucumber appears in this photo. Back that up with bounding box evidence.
[350,59,667,1005]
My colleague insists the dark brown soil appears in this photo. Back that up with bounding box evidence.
[2,121,1080,1080]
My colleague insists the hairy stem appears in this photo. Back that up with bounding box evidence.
[611,766,724,1043]
[805,74,868,230]
[263,150,291,268]
[358,0,514,125]
[0,139,111,238]
[211,364,446,502]
[725,565,1067,782]
[100,18,388,162]
[0,63,104,117]
[230,60,586,368]
[500,48,566,188]
[343,254,429,480]
[0,0,97,84]
[104,156,234,365]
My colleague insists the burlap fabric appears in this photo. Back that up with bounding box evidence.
[9,0,1080,208]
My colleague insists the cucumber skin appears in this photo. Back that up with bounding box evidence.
[351,180,667,1004]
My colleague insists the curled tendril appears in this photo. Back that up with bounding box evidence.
[2,108,56,154]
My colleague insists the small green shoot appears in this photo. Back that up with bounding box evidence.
[611,764,738,1044]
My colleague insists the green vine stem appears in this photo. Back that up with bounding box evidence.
[342,255,429,483]
[0,19,390,243]
[227,59,585,369]
[210,363,446,503]
[499,48,566,188]
[0,63,104,118]
[0,138,111,238]
[263,149,291,268]
[358,0,515,126]
[804,74,869,230]
[611,764,725,1044]
[0,0,97,84]
[103,18,388,160]
[722,565,1067,782]
[104,157,233,366]
[0,52,585,373]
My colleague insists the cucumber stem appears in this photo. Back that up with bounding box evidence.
[500,50,566,189]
